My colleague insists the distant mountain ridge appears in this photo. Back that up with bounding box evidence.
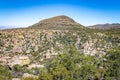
[88,23,120,29]
[0,26,18,30]
[29,15,84,30]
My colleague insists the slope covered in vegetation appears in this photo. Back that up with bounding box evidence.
[0,16,120,80]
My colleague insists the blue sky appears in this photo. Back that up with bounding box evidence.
[0,0,120,27]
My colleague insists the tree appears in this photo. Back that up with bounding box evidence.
[38,68,53,80]
[104,47,120,80]
[39,46,100,80]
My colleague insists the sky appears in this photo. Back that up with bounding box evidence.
[0,0,120,27]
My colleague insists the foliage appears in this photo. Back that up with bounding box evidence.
[0,27,120,80]
[37,46,120,80]
[103,47,120,80]
[13,64,22,72]
[0,47,120,80]
[21,77,38,80]
[0,65,12,80]
[38,46,100,80]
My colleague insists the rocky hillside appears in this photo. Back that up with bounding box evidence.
[29,15,84,30]
[0,16,120,64]
[0,16,120,79]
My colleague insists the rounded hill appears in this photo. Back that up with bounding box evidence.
[29,15,84,30]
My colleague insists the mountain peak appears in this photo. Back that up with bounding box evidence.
[49,15,72,19]
[29,15,84,30]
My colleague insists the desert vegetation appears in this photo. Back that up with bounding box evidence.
[0,16,120,80]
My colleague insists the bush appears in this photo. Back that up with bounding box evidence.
[0,65,12,80]
[104,47,120,80]
[21,77,38,80]
[38,46,100,80]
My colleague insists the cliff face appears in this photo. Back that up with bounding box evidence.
[0,16,120,67]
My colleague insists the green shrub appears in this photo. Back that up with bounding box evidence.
[0,65,12,80]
